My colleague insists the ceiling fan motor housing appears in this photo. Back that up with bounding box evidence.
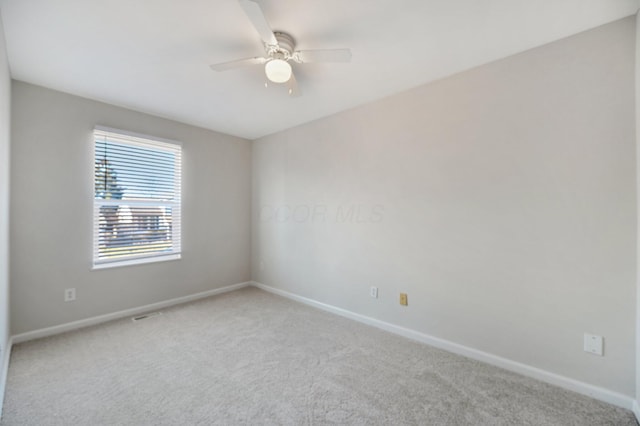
[270,32,295,57]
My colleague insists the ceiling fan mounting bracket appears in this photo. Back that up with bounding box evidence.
[265,32,296,60]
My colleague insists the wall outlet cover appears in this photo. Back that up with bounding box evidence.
[583,333,604,356]
[64,288,76,302]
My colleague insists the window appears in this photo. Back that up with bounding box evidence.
[93,127,182,269]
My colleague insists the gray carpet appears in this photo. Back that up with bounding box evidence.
[1,287,636,425]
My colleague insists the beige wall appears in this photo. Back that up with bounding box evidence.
[252,17,637,396]
[10,81,252,334]
[0,13,10,358]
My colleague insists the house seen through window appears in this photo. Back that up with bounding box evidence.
[93,127,182,268]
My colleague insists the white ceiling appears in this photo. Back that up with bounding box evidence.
[0,0,638,140]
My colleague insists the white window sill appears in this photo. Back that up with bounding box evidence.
[92,253,181,270]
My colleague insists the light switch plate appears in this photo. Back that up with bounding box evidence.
[399,293,408,306]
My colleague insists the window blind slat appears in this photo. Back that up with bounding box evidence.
[95,151,177,170]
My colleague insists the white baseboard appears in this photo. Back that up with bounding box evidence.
[12,281,251,344]
[0,336,12,418]
[251,281,635,411]
[633,400,640,423]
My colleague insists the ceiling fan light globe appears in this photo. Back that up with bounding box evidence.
[265,59,292,83]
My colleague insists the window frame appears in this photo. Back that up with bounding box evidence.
[92,126,182,270]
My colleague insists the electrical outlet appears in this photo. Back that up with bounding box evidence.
[399,293,408,306]
[584,333,604,356]
[64,288,76,302]
[370,286,378,298]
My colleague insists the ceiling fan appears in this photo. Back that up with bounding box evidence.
[210,0,352,97]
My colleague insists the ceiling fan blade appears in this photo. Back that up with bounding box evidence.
[294,48,352,64]
[286,72,301,97]
[210,57,266,72]
[239,0,278,46]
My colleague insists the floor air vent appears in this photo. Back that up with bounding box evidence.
[132,312,162,322]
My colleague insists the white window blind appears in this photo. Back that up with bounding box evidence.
[93,127,182,268]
